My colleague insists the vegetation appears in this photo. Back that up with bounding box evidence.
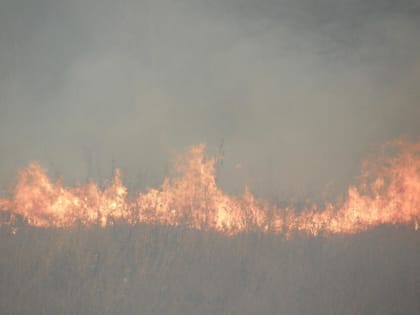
[1,223,419,314]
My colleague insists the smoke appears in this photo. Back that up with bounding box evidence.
[1,0,419,201]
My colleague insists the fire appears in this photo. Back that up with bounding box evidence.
[0,140,419,236]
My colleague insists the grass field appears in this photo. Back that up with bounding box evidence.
[1,223,420,314]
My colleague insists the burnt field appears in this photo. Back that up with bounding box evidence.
[1,223,420,315]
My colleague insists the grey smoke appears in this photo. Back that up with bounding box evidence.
[1,0,419,201]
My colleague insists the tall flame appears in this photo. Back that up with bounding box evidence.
[1,140,419,236]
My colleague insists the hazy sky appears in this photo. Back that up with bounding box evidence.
[1,0,419,200]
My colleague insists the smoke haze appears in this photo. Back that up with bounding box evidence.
[1,2,420,314]
[1,0,420,200]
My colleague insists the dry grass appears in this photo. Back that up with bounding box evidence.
[1,223,420,314]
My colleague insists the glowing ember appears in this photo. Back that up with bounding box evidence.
[0,140,419,236]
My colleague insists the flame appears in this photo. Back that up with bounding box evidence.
[0,140,419,236]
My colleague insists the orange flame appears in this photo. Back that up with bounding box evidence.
[1,141,419,236]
